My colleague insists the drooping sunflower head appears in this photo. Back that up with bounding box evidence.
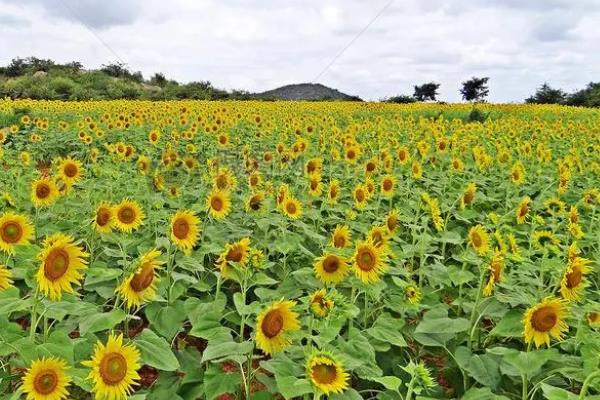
[170,210,200,255]
[37,234,89,301]
[246,192,266,213]
[313,253,349,285]
[206,189,231,220]
[309,289,334,318]
[483,250,504,297]
[306,352,350,395]
[523,297,569,348]
[117,249,162,309]
[331,225,351,249]
[136,155,151,175]
[21,357,71,400]
[112,199,145,233]
[352,240,388,284]
[560,255,592,302]
[82,333,141,400]
[468,225,490,256]
[31,177,60,207]
[587,312,600,328]
[0,264,13,290]
[57,157,84,186]
[532,230,560,252]
[255,300,300,355]
[217,238,251,280]
[516,196,531,224]
[460,183,476,209]
[544,197,565,217]
[385,209,400,234]
[92,202,113,233]
[0,212,35,255]
[327,179,340,204]
[367,225,390,249]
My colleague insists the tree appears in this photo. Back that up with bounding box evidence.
[525,83,567,104]
[460,76,489,102]
[150,72,167,87]
[386,94,416,104]
[413,82,440,101]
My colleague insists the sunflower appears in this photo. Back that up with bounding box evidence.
[516,196,531,224]
[37,234,89,301]
[206,189,231,219]
[511,161,525,185]
[483,250,504,297]
[21,357,71,400]
[460,183,476,209]
[255,300,300,355]
[411,161,423,179]
[246,192,266,213]
[308,175,323,197]
[327,179,340,204]
[405,285,422,304]
[331,225,351,249]
[468,225,490,256]
[82,333,141,400]
[31,177,59,207]
[0,264,13,290]
[117,249,162,309]
[533,230,560,252]
[385,209,400,234]
[216,238,251,280]
[313,253,349,285]
[57,157,84,186]
[306,352,349,395]
[0,212,35,255]
[352,240,388,283]
[112,199,145,233]
[136,155,151,175]
[544,197,565,216]
[367,225,389,249]
[421,193,443,232]
[560,253,592,302]
[587,312,600,328]
[523,298,569,348]
[353,185,368,209]
[93,202,113,233]
[380,175,395,198]
[213,168,237,191]
[281,196,303,219]
[309,289,334,317]
[170,210,200,255]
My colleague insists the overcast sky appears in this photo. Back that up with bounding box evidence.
[1,0,598,102]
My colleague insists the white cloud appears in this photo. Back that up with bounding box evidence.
[0,0,597,102]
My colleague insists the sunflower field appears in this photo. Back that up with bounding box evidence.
[0,99,599,400]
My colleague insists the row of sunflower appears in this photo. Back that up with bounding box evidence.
[0,99,598,400]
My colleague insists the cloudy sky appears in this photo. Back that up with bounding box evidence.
[1,0,598,101]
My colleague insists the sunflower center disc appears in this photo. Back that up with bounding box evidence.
[383,180,392,191]
[261,310,284,338]
[472,233,482,248]
[566,268,582,289]
[227,248,243,263]
[286,202,297,214]
[64,164,77,177]
[44,249,70,281]
[173,219,190,239]
[211,196,223,211]
[34,370,58,395]
[323,256,339,273]
[36,184,50,199]
[312,363,337,385]
[100,352,128,385]
[130,264,154,292]
[119,207,136,224]
[357,250,375,271]
[97,209,111,226]
[1,222,22,243]
[333,236,345,248]
[532,307,558,332]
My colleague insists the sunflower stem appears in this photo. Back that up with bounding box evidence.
[29,288,39,341]
[579,370,600,400]
[467,267,486,352]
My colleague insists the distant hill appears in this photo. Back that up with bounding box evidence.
[253,83,362,101]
